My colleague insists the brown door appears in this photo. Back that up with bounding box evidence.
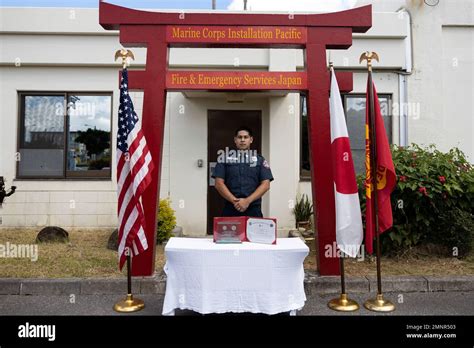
[207,110,262,234]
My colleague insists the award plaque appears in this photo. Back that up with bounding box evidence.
[246,218,277,244]
[213,217,246,243]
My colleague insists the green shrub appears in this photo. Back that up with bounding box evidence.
[156,199,176,244]
[432,208,474,257]
[357,144,474,257]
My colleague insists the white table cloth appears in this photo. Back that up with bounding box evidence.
[162,237,309,315]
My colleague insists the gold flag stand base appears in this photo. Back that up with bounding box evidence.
[113,294,145,313]
[364,294,395,312]
[328,293,360,312]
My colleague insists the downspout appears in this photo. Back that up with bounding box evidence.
[396,7,414,147]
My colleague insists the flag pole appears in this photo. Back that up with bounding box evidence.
[114,248,145,312]
[360,51,395,312]
[328,253,360,311]
[327,62,359,312]
[113,49,145,313]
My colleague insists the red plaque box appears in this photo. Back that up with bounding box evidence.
[213,216,247,243]
[213,216,277,244]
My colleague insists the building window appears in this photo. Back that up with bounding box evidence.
[18,93,113,179]
[300,94,392,179]
[344,94,392,174]
[300,95,311,179]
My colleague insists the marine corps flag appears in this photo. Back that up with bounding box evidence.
[365,79,396,254]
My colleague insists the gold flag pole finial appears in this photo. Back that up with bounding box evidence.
[114,49,135,69]
[359,51,379,72]
[328,61,334,71]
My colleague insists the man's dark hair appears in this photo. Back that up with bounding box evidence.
[234,126,253,137]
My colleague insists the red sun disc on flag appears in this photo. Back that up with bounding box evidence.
[332,137,358,194]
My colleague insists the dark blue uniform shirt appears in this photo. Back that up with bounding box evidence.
[212,153,274,210]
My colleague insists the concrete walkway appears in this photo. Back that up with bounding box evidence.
[0,292,473,315]
[0,272,473,315]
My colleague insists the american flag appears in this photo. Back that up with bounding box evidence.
[116,69,154,270]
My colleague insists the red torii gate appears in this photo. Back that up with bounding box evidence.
[99,2,372,276]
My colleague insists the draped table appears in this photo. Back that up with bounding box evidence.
[162,237,309,315]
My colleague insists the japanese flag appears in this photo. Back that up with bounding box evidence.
[329,67,363,258]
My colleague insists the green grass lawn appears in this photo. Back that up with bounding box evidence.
[0,229,164,278]
[304,247,474,276]
[0,228,472,278]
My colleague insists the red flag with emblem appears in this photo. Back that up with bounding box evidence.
[365,79,397,254]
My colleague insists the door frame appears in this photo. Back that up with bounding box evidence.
[206,109,262,234]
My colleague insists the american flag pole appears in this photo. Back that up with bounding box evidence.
[113,49,147,313]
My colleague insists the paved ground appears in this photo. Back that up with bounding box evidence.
[1,291,473,316]
[1,292,472,346]
[300,292,474,316]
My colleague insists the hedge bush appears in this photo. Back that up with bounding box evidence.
[156,199,176,244]
[357,144,474,257]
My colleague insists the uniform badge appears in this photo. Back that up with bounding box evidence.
[263,160,270,169]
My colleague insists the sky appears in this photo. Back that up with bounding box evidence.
[0,0,357,11]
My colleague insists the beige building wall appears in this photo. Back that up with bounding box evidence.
[357,0,474,160]
[1,3,471,233]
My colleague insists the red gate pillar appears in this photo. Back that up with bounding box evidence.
[307,27,353,275]
[119,26,168,276]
